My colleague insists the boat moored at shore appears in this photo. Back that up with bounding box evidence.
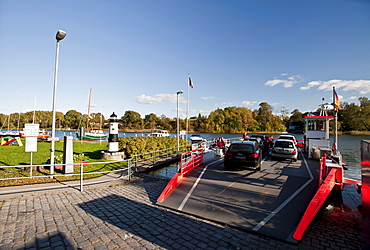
[147,129,170,137]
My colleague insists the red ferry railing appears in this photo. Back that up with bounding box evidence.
[293,153,360,241]
[157,148,204,203]
[293,154,338,241]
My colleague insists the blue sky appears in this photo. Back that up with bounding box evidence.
[1,0,370,120]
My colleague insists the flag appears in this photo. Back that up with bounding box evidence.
[188,75,194,88]
[333,87,339,111]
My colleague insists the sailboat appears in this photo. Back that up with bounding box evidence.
[76,89,107,141]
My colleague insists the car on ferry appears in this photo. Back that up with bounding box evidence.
[271,139,298,161]
[224,141,262,170]
[278,134,297,145]
[248,134,266,142]
[243,137,263,148]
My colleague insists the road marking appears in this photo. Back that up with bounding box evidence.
[178,159,223,211]
[300,148,314,179]
[253,149,314,231]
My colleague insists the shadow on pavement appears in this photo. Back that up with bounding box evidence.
[77,193,254,249]
[22,232,77,250]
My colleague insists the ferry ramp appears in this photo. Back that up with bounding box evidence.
[157,150,319,243]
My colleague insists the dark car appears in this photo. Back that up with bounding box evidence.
[224,141,262,170]
[244,137,263,148]
[249,134,266,142]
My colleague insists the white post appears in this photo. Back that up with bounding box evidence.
[176,90,183,152]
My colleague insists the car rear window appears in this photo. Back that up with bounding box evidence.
[229,144,255,153]
[274,141,294,148]
[279,136,294,140]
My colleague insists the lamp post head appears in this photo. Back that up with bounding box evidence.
[177,90,183,95]
[56,30,67,41]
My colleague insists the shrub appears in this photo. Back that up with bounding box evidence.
[118,137,190,159]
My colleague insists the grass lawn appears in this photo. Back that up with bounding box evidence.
[0,140,126,187]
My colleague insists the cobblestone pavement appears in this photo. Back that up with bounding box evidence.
[0,175,362,249]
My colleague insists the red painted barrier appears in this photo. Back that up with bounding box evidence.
[318,154,328,187]
[292,167,338,241]
[157,148,204,203]
[1,138,16,146]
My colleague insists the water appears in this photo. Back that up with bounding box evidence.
[337,134,370,181]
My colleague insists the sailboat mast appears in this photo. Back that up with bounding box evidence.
[86,88,92,129]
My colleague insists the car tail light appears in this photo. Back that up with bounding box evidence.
[271,148,276,153]
[292,149,296,154]
[250,153,259,158]
[225,151,232,159]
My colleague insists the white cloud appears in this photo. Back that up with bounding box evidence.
[265,79,285,87]
[349,96,357,100]
[299,81,321,90]
[242,100,257,106]
[136,93,185,104]
[264,74,302,88]
[301,79,370,94]
[202,96,215,100]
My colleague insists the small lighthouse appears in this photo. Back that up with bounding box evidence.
[108,112,119,152]
[102,112,124,160]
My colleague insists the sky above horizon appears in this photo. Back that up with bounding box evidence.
[1,0,370,120]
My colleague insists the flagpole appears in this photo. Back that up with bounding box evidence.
[333,86,338,153]
[186,75,190,140]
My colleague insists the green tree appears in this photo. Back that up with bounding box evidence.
[358,97,370,130]
[121,111,143,130]
[64,110,83,129]
[255,102,274,131]
[89,113,105,129]
[144,113,160,129]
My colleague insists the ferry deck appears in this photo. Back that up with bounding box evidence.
[157,149,320,243]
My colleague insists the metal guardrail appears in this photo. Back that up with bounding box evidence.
[0,144,191,191]
[131,144,190,168]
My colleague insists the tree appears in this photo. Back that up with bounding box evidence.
[255,102,274,131]
[144,113,160,129]
[121,111,143,130]
[89,113,105,129]
[359,97,370,130]
[64,110,83,129]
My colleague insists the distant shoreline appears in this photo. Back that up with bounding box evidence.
[4,128,370,136]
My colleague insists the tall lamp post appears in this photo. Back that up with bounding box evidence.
[50,30,67,176]
[176,90,183,152]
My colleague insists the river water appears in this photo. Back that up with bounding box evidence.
[53,130,369,181]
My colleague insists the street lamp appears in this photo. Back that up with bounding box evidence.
[50,30,67,176]
[176,90,183,152]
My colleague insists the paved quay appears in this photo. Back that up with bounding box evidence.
[0,174,362,250]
